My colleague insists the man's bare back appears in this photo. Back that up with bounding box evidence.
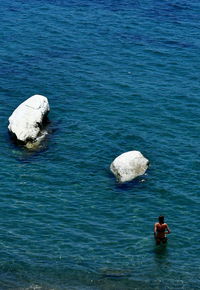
[154,216,170,245]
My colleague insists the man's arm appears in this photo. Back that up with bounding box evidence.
[165,224,171,234]
[154,223,157,239]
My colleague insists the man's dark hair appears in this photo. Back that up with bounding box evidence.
[158,216,164,223]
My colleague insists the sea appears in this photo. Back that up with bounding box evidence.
[0,0,199,289]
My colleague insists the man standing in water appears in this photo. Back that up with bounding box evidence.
[154,216,171,245]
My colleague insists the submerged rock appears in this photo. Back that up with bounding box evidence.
[8,95,50,146]
[110,150,149,183]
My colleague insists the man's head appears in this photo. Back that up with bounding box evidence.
[158,216,164,223]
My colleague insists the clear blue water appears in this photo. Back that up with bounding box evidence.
[0,0,199,289]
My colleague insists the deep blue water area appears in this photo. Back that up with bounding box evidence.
[0,0,200,289]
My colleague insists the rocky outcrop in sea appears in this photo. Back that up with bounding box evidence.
[8,94,50,148]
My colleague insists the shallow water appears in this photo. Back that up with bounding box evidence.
[0,0,200,289]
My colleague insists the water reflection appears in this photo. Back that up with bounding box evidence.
[154,243,168,258]
[153,243,171,273]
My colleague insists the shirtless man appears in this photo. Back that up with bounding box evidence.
[154,216,171,245]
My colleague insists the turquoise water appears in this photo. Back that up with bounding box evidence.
[0,0,200,289]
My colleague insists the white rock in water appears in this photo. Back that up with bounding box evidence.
[8,94,50,143]
[110,150,149,183]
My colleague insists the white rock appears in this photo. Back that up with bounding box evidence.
[8,94,50,143]
[110,150,149,183]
